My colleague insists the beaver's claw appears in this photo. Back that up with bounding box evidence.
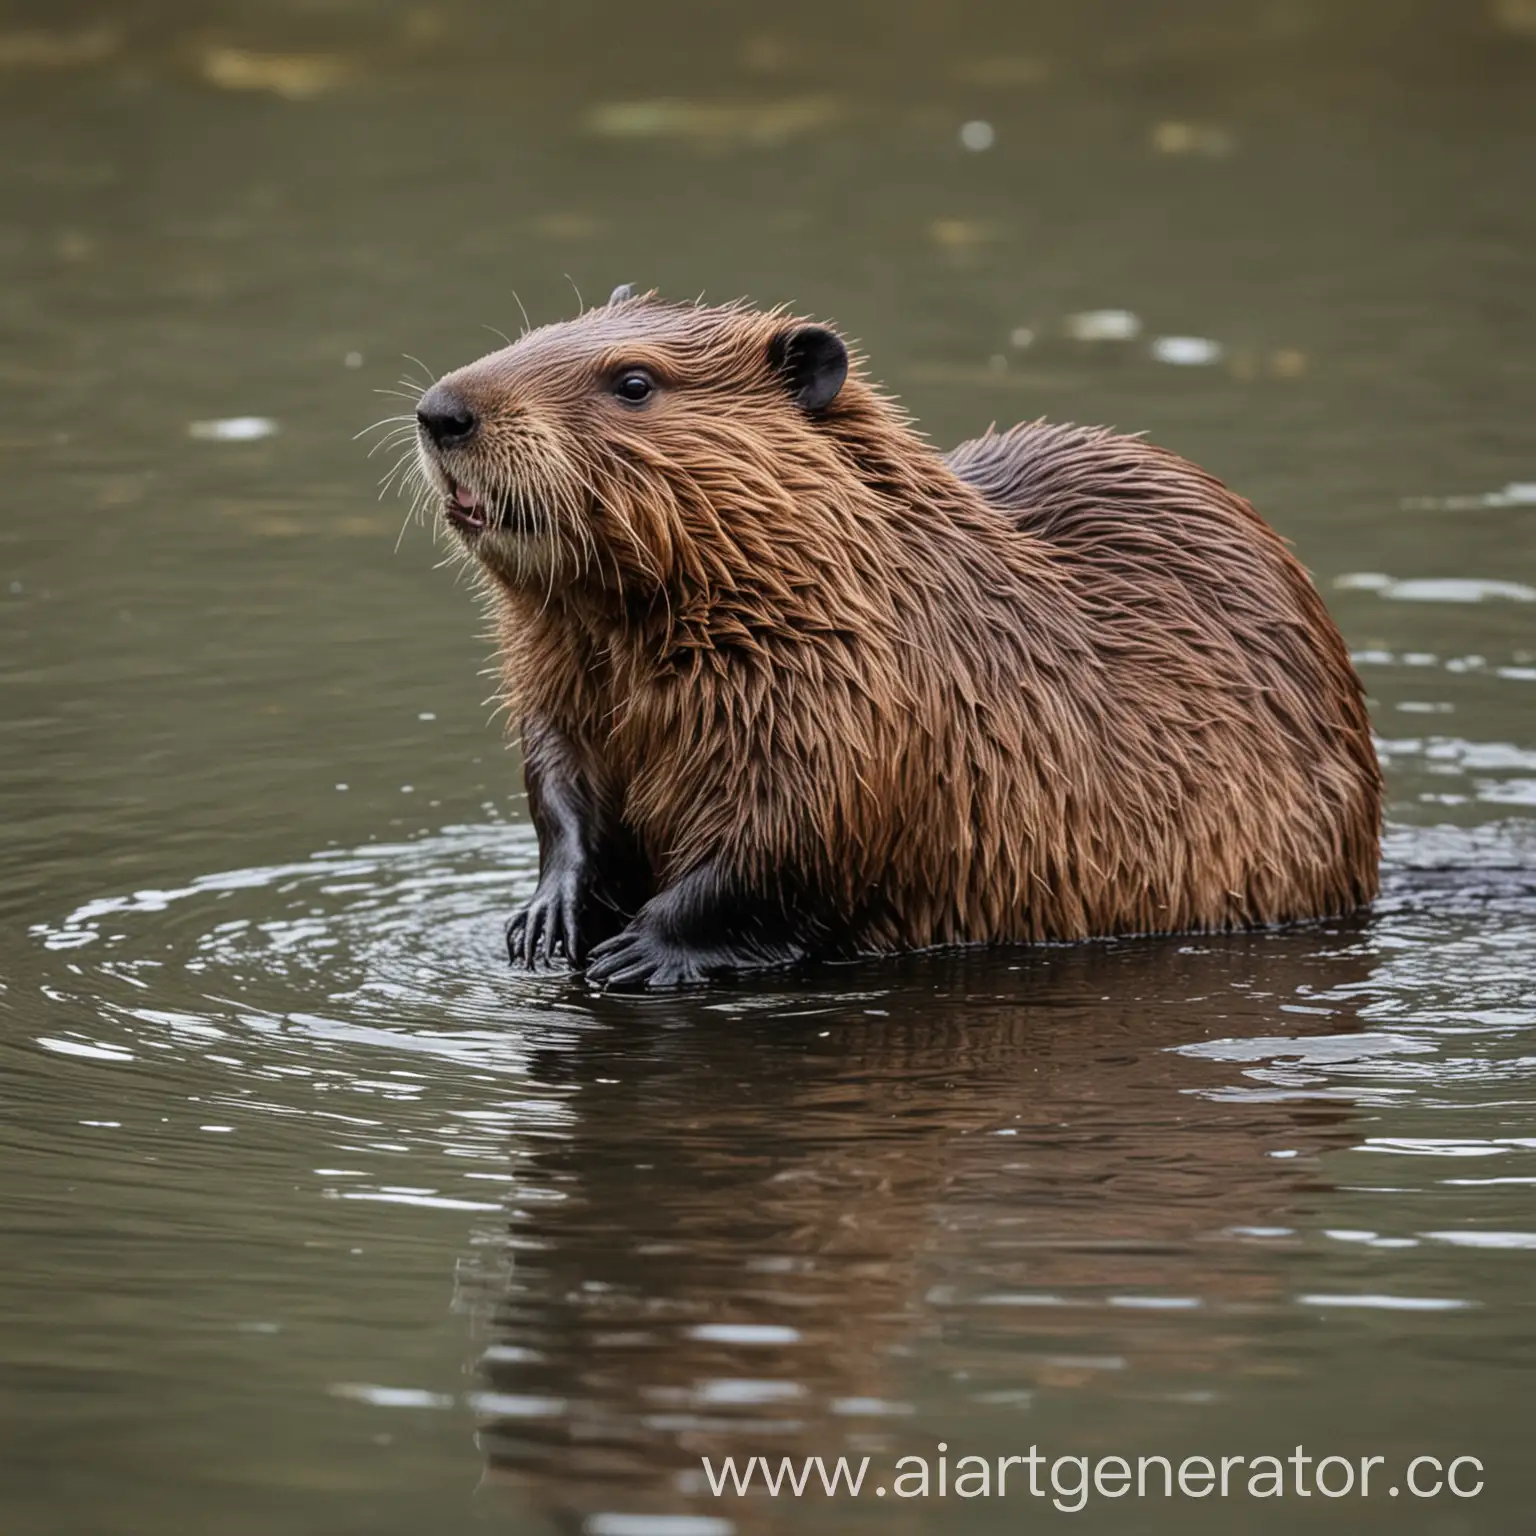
[584,925,710,990]
[506,873,584,968]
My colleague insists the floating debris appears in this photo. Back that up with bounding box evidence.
[959,119,996,151]
[1064,309,1141,342]
[929,218,991,250]
[188,416,278,442]
[0,27,117,69]
[199,47,351,100]
[954,56,1049,87]
[1009,326,1036,349]
[1229,348,1308,380]
[586,96,839,146]
[1150,335,1223,366]
[1151,121,1236,158]
[1493,0,1536,36]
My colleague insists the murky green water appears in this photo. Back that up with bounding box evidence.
[3,2,1534,1532]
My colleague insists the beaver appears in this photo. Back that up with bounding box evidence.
[411,286,1380,988]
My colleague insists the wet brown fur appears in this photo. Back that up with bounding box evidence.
[418,294,1381,956]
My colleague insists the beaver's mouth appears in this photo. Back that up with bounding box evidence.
[442,476,546,538]
[444,477,492,534]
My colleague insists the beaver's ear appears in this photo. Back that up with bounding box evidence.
[608,283,636,306]
[768,325,848,412]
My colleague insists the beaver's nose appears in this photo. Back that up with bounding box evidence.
[416,385,479,447]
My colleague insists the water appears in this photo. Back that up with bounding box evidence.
[2,1,1534,1531]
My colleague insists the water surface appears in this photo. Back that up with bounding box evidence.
[2,2,1534,1532]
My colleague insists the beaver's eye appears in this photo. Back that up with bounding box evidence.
[612,370,654,405]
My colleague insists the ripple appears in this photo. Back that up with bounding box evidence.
[36,1035,134,1062]
[585,1517,735,1536]
[1421,1230,1536,1250]
[332,1189,502,1212]
[1337,573,1536,603]
[329,1383,454,1409]
[1297,1294,1473,1312]
[22,816,1536,1135]
[686,1324,803,1346]
[29,822,565,1069]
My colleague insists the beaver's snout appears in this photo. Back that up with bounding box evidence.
[416,383,479,448]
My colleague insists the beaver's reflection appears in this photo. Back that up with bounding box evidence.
[469,925,1376,1529]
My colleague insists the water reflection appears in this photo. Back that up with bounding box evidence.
[460,932,1382,1529]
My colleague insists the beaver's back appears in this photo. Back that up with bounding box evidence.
[934,419,1381,936]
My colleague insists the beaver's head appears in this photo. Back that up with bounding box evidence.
[413,288,856,596]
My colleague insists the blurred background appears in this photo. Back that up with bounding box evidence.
[1,2,1534,1534]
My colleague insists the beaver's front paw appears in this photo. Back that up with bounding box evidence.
[584,924,710,990]
[506,869,587,969]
